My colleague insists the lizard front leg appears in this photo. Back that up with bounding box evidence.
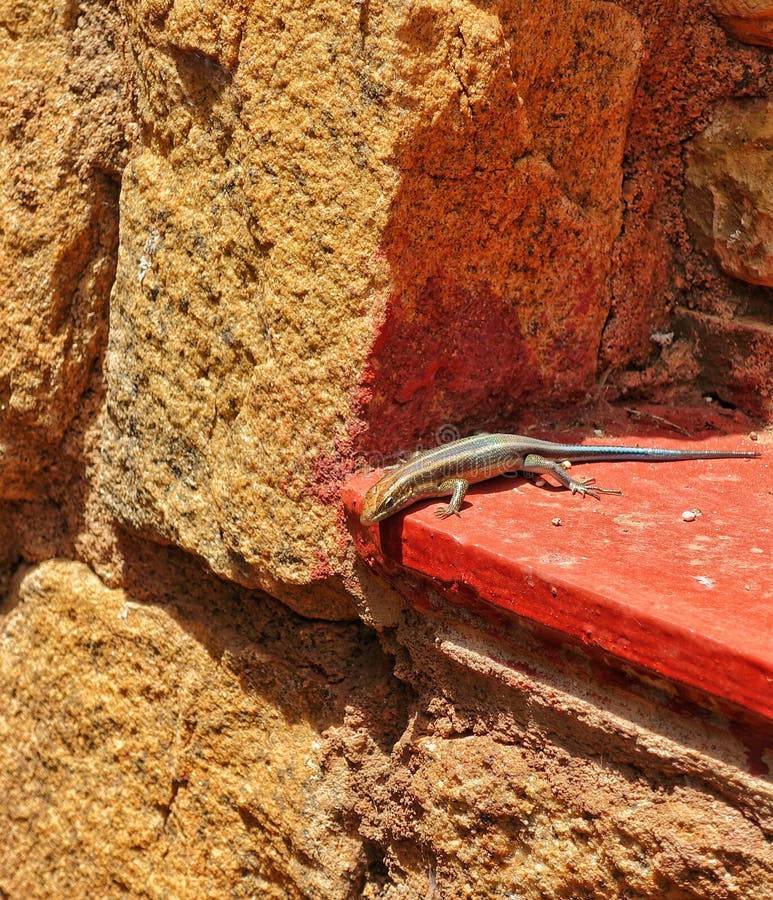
[520,454,622,498]
[434,478,470,518]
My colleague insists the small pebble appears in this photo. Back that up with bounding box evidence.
[650,331,674,347]
[682,508,702,522]
[551,517,562,527]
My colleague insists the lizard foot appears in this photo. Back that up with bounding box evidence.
[570,477,623,499]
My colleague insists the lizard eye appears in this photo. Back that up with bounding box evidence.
[382,496,394,508]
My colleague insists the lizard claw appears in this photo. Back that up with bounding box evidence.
[571,477,622,499]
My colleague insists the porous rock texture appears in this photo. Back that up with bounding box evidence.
[679,95,773,415]
[0,0,129,500]
[2,0,773,896]
[97,0,772,600]
[685,97,773,288]
[1,558,771,898]
[101,0,647,601]
[0,557,406,898]
[710,0,773,47]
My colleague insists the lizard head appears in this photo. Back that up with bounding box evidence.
[360,471,415,524]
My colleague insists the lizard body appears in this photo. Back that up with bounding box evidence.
[360,432,760,524]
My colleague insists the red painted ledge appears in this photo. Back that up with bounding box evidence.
[343,432,772,720]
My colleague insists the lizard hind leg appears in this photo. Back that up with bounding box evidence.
[520,454,622,499]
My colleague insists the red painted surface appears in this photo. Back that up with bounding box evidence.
[344,433,772,720]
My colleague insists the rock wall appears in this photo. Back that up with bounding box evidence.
[1,557,404,898]
[2,558,771,898]
[2,0,770,604]
[1,0,771,897]
[0,0,128,500]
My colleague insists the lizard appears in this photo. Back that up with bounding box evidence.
[359,432,760,524]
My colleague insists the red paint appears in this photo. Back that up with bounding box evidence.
[309,548,336,582]
[356,275,544,457]
[395,359,442,404]
[344,434,772,721]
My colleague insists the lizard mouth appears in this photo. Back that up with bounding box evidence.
[360,506,389,525]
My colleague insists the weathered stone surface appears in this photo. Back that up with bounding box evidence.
[380,730,773,898]
[711,0,773,46]
[101,1,396,608]
[0,558,406,898]
[4,559,771,899]
[1,0,770,602]
[0,0,128,499]
[601,1,770,378]
[685,98,773,287]
[102,0,643,607]
[675,306,773,416]
[365,612,773,900]
[2,3,772,898]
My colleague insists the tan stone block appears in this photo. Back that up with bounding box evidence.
[685,97,773,287]
[710,0,773,46]
[0,0,129,499]
[102,1,643,607]
[379,712,773,898]
[0,559,396,898]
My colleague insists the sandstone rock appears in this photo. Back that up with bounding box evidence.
[675,307,773,416]
[685,98,773,287]
[0,558,404,898]
[2,3,772,898]
[0,0,129,499]
[380,731,773,898]
[2,0,770,607]
[710,0,773,46]
[600,2,770,380]
[361,609,773,899]
[4,559,771,899]
[102,0,642,609]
